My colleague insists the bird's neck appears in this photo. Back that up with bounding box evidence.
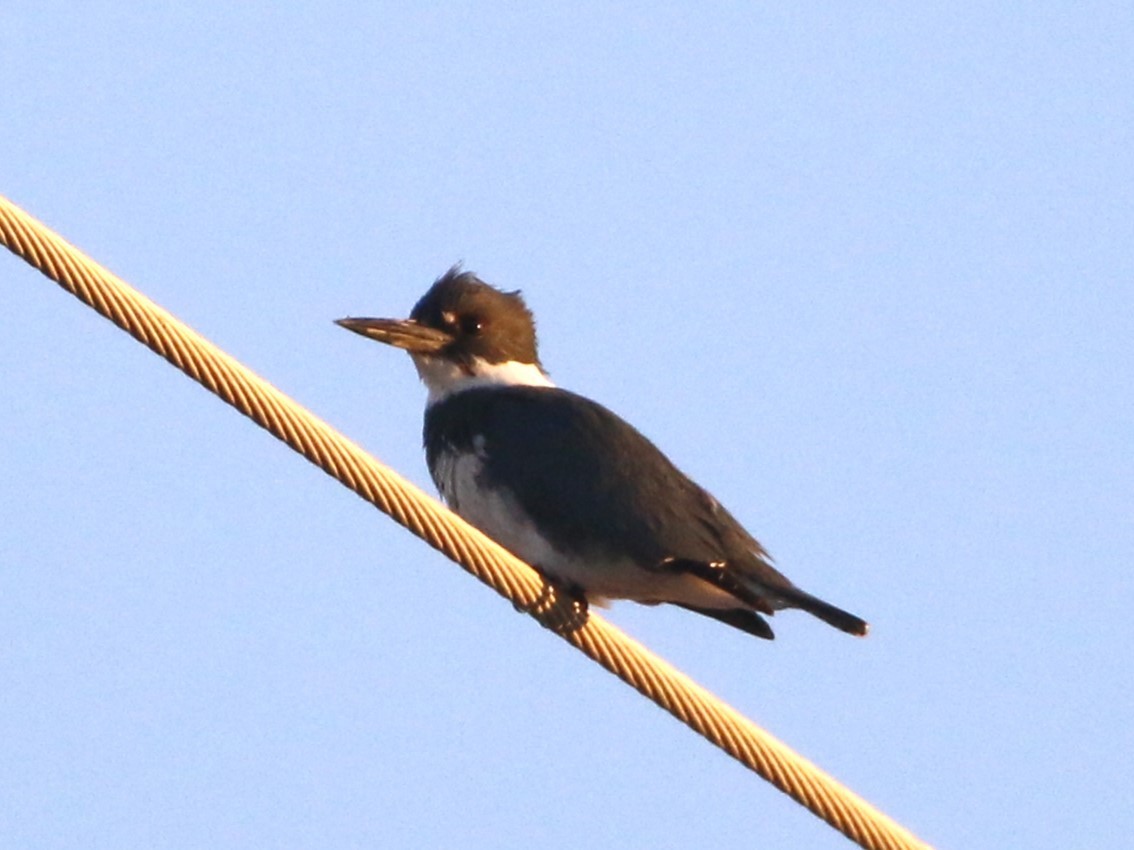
[413,354,554,404]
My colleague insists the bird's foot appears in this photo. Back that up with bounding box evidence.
[513,568,590,634]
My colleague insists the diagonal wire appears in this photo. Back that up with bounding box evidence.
[0,193,933,850]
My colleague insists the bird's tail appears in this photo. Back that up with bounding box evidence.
[772,585,869,636]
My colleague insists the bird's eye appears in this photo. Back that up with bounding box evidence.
[461,315,483,335]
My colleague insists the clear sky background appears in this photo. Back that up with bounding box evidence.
[2,4,1131,849]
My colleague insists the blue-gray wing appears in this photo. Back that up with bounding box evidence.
[424,385,793,591]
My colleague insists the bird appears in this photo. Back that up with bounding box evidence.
[336,267,868,640]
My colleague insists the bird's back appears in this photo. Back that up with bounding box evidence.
[424,385,795,593]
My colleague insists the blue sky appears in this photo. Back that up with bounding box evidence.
[2,4,1131,848]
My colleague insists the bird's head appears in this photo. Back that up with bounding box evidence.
[337,266,552,401]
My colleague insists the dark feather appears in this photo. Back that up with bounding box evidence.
[426,386,788,580]
[426,385,867,636]
[674,604,775,640]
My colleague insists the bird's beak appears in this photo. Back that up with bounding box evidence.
[335,317,453,354]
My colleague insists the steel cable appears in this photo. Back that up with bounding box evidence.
[1,193,932,850]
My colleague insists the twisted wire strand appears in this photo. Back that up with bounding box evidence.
[1,194,932,850]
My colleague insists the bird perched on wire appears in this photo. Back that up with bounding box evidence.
[337,267,868,640]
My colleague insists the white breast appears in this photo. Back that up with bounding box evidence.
[431,443,564,574]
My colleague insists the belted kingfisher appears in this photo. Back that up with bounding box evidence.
[337,267,868,640]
